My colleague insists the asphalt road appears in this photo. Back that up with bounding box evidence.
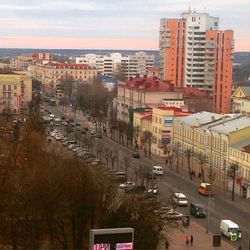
[44,103,250,249]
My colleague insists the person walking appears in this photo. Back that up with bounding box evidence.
[185,235,189,246]
[190,235,193,245]
[165,240,169,249]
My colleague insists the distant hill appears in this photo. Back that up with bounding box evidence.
[0,48,159,58]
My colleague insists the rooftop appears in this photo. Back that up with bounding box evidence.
[119,76,177,92]
[45,62,94,70]
[0,74,25,83]
[175,111,224,126]
[183,87,211,98]
[209,116,250,135]
[231,137,250,153]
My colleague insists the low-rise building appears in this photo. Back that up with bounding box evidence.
[173,112,250,197]
[31,62,97,89]
[133,107,190,158]
[0,73,32,114]
[230,138,250,198]
[232,86,250,115]
[117,76,183,123]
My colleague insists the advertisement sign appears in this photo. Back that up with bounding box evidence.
[164,116,173,127]
[89,228,134,250]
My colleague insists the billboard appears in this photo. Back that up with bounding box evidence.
[164,116,173,127]
[89,228,134,250]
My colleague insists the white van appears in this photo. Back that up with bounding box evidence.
[220,220,241,241]
[152,166,163,175]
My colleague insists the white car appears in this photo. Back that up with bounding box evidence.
[119,181,135,189]
[173,192,188,206]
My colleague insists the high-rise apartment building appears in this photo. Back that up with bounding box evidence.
[159,10,234,113]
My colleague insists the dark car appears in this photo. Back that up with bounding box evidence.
[132,152,140,158]
[190,202,206,218]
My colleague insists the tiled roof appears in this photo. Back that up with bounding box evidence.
[183,87,211,98]
[118,76,177,92]
[45,62,94,70]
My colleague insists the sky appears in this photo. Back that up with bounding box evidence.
[0,0,249,51]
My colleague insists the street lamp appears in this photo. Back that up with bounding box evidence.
[206,192,215,234]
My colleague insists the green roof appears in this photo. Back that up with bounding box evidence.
[240,86,250,97]
[0,75,23,84]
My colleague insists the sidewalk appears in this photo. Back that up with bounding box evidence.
[157,221,234,250]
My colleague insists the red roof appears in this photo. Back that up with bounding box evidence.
[142,114,152,122]
[183,87,210,98]
[119,76,177,92]
[157,106,191,116]
[45,62,94,70]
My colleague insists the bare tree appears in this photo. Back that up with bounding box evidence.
[197,152,207,183]
[185,148,193,180]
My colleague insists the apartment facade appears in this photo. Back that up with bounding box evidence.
[232,86,250,115]
[173,113,250,197]
[11,56,33,71]
[117,76,183,123]
[31,62,97,88]
[76,52,154,78]
[0,73,32,114]
[159,11,234,113]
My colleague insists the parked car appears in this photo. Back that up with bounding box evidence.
[119,182,135,190]
[161,210,183,220]
[132,152,140,158]
[147,185,159,195]
[173,193,188,206]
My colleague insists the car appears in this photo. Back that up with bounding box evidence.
[190,202,206,218]
[198,183,212,196]
[95,133,102,139]
[161,210,183,220]
[147,185,158,195]
[152,166,163,175]
[71,146,81,152]
[132,152,140,158]
[173,193,188,206]
[119,181,135,189]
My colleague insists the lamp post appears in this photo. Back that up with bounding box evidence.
[206,192,215,234]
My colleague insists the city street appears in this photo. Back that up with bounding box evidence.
[44,103,250,249]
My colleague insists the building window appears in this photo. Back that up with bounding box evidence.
[14,85,17,90]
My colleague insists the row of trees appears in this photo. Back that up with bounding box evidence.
[0,111,163,249]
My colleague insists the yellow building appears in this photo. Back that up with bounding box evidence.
[133,111,152,148]
[174,112,250,197]
[0,73,32,114]
[230,138,250,199]
[31,62,97,88]
[133,107,190,158]
[232,86,250,115]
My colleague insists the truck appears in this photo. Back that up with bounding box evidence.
[220,220,241,241]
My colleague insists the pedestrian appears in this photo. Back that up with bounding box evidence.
[165,240,169,249]
[185,235,189,246]
[190,235,193,245]
[238,246,242,250]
